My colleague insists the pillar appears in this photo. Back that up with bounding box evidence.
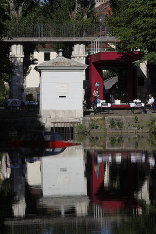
[126,64,133,100]
[89,60,103,101]
[71,44,88,106]
[136,61,148,100]
[71,44,87,64]
[10,44,24,99]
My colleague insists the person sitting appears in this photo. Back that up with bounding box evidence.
[143,93,155,113]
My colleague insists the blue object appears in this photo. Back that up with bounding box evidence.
[95,82,100,87]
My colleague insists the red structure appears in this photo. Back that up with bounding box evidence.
[89,52,141,101]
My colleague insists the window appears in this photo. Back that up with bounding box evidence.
[44,52,50,61]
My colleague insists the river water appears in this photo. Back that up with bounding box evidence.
[0,132,156,234]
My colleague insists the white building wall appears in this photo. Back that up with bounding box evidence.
[95,0,106,8]
[25,51,57,88]
[41,146,87,196]
[40,71,83,111]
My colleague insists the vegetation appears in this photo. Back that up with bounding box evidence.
[109,118,123,129]
[113,201,156,234]
[76,123,86,133]
[41,0,95,23]
[107,0,156,63]
[0,1,12,89]
[0,0,96,91]
[146,117,156,133]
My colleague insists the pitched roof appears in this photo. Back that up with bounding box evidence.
[36,55,88,70]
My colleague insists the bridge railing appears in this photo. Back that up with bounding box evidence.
[7,23,110,38]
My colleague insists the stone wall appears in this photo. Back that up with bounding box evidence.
[82,114,156,134]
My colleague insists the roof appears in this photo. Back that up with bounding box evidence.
[36,55,88,70]
[95,2,112,19]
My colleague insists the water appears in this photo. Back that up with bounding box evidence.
[0,132,156,234]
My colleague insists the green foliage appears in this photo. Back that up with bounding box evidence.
[0,0,10,38]
[146,117,156,133]
[107,0,156,63]
[89,120,98,130]
[0,79,5,106]
[9,0,42,23]
[117,120,123,129]
[109,118,123,129]
[109,118,116,128]
[147,133,156,149]
[110,135,123,146]
[41,0,95,24]
[89,136,98,145]
[0,1,12,85]
[76,123,86,133]
[134,115,139,123]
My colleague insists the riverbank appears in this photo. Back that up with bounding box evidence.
[81,109,156,134]
[1,108,156,134]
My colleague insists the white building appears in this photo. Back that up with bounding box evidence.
[95,0,108,8]
[25,45,57,100]
[36,52,87,127]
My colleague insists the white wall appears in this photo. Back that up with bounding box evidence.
[40,70,83,111]
[41,146,87,196]
[25,51,57,88]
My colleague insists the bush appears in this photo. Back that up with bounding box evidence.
[146,117,156,133]
[76,123,86,133]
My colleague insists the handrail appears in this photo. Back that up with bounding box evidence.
[6,23,111,38]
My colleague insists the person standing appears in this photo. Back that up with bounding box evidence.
[93,86,100,103]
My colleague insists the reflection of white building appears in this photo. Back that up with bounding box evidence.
[39,145,88,216]
[11,154,26,217]
[39,196,89,217]
[26,160,41,187]
[135,178,150,206]
[41,146,87,196]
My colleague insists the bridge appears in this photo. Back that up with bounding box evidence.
[4,23,119,43]
[4,23,120,101]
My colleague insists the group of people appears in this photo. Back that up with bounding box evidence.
[92,83,156,113]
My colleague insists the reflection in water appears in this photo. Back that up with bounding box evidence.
[0,133,156,233]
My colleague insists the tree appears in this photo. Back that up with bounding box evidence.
[107,0,156,63]
[0,0,10,39]
[9,0,42,23]
[0,1,12,104]
[41,0,95,23]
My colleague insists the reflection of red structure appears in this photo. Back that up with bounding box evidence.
[89,52,141,101]
[90,152,142,212]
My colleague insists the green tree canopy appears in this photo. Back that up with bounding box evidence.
[107,0,156,63]
[9,0,42,24]
[0,0,10,38]
[41,0,95,24]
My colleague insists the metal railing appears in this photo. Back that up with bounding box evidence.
[89,36,118,54]
[7,23,110,38]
